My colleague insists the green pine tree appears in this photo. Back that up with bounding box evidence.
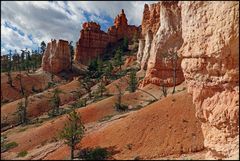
[59,110,85,160]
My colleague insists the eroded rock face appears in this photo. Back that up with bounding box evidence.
[138,2,184,88]
[75,9,140,65]
[42,39,71,74]
[74,22,110,65]
[141,3,160,36]
[178,1,239,159]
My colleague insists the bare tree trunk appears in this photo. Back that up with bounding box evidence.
[172,54,177,94]
[71,139,74,160]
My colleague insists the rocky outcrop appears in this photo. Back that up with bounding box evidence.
[141,3,160,36]
[74,22,111,65]
[178,1,239,159]
[138,2,184,88]
[42,39,71,74]
[108,9,140,41]
[74,9,140,65]
[138,1,239,159]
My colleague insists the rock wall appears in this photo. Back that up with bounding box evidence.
[75,9,140,65]
[42,39,71,74]
[138,2,184,88]
[178,1,239,159]
[138,1,239,159]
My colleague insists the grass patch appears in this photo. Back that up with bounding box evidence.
[17,150,28,157]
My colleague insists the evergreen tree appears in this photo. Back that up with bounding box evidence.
[97,57,103,75]
[50,88,62,116]
[104,62,113,79]
[113,48,124,72]
[122,37,129,51]
[96,78,107,97]
[127,70,138,93]
[16,95,28,125]
[69,41,74,71]
[60,110,85,160]
[40,41,46,54]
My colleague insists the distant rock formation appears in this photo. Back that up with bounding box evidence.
[137,2,184,88]
[74,9,140,65]
[42,39,71,74]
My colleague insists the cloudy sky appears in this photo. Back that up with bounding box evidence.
[1,1,156,54]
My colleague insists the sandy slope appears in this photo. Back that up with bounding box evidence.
[1,71,52,102]
[44,90,204,160]
[1,80,83,127]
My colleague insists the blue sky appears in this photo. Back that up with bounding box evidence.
[1,1,156,55]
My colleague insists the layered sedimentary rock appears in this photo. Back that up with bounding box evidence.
[178,1,239,159]
[74,22,111,65]
[42,39,71,74]
[75,9,140,65]
[138,2,184,88]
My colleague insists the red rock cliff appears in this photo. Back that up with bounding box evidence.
[74,9,140,65]
[42,39,71,74]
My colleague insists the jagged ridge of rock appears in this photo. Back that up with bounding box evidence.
[74,9,140,65]
[137,2,185,88]
[42,39,71,74]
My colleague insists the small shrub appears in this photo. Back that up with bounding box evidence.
[17,150,28,157]
[4,141,18,150]
[79,147,110,160]
[115,103,128,112]
[47,82,55,88]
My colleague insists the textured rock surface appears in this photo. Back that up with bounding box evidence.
[42,39,70,74]
[141,3,160,36]
[75,10,140,65]
[178,1,239,159]
[74,22,110,65]
[138,2,184,88]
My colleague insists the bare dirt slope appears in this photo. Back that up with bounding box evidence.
[1,79,83,127]
[44,90,204,160]
[1,71,51,102]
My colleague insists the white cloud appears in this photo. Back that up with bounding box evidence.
[1,1,157,54]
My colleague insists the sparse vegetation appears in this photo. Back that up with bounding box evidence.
[78,147,110,160]
[3,141,18,151]
[127,69,138,93]
[17,150,28,157]
[15,95,29,125]
[60,110,85,160]
[49,88,63,116]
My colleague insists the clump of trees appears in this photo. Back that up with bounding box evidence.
[60,110,85,160]
[1,41,46,73]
